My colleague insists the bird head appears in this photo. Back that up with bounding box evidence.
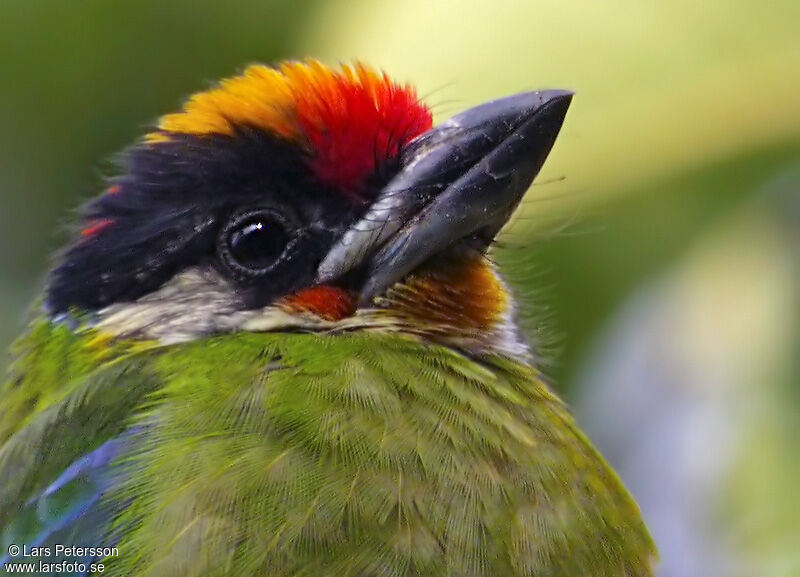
[45,60,571,358]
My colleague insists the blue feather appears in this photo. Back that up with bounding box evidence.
[1,434,132,575]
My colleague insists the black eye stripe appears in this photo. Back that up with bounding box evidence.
[45,128,361,315]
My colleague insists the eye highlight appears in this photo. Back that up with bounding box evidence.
[218,208,296,278]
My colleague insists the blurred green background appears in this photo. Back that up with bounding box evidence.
[1,1,798,575]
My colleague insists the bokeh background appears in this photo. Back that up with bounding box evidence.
[1,1,798,575]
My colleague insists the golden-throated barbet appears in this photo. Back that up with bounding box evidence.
[0,60,655,576]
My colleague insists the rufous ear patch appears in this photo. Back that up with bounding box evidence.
[383,256,509,331]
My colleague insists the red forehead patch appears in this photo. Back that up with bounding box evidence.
[290,63,433,198]
[148,60,433,199]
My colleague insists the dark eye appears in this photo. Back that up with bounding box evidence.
[218,209,295,277]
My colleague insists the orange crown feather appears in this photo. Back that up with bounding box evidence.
[146,60,433,198]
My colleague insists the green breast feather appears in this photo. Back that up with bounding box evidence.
[1,319,655,576]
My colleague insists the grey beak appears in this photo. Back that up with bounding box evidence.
[316,89,573,304]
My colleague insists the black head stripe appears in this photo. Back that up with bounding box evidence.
[45,127,352,314]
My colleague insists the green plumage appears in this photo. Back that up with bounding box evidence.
[1,319,655,576]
